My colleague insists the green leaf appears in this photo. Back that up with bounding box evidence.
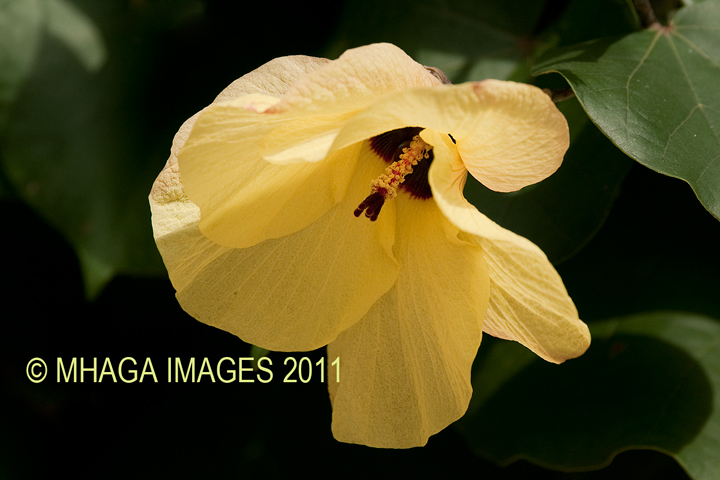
[532,1,720,221]
[250,345,271,370]
[0,2,174,298]
[0,0,42,122]
[76,245,115,300]
[464,97,633,263]
[459,312,720,480]
[0,0,106,128]
[44,0,106,72]
[329,0,546,82]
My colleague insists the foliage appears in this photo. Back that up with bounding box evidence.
[2,0,719,478]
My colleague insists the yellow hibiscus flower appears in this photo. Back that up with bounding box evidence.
[149,43,590,449]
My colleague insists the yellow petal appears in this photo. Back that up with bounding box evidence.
[163,54,346,249]
[260,111,358,164]
[215,55,330,101]
[177,45,444,248]
[179,95,359,248]
[329,80,568,192]
[270,43,441,115]
[426,130,590,363]
[150,142,399,352]
[258,43,442,165]
[328,196,489,448]
[456,80,568,192]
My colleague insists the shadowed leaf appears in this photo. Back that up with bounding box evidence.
[459,312,720,480]
[533,1,720,220]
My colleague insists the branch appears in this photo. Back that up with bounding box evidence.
[542,88,575,103]
[632,0,659,28]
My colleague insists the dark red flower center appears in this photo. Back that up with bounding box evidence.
[354,127,435,221]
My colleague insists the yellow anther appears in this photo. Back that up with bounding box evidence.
[371,135,431,199]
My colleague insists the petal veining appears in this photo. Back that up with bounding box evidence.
[179,96,359,248]
[257,43,442,165]
[328,195,488,448]
[427,131,590,363]
[216,55,330,101]
[270,43,441,115]
[150,141,399,352]
[330,81,568,192]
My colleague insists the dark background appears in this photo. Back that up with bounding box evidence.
[2,0,718,478]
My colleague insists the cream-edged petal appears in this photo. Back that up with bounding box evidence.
[269,43,441,115]
[459,80,568,192]
[479,241,590,364]
[179,96,359,248]
[150,142,399,352]
[167,54,342,248]
[328,196,489,448]
[215,55,330,101]
[426,130,590,363]
[257,43,442,165]
[330,80,568,192]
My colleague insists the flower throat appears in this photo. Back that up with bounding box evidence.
[354,127,434,221]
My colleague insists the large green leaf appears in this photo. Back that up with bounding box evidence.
[459,312,720,479]
[0,0,106,127]
[464,97,633,263]
[532,1,720,220]
[0,1,201,297]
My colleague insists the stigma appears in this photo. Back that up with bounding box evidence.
[354,134,432,221]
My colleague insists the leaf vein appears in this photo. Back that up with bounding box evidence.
[675,25,720,31]
[667,36,720,149]
[626,32,662,142]
[696,152,720,184]
[673,31,720,70]
[662,105,700,159]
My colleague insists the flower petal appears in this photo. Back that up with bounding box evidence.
[456,80,569,192]
[328,196,489,448]
[426,130,590,363]
[179,97,362,248]
[150,142,399,352]
[177,45,445,248]
[166,54,350,249]
[329,80,568,192]
[259,111,358,164]
[257,43,442,165]
[270,43,441,114]
[167,54,323,178]
[215,55,330,101]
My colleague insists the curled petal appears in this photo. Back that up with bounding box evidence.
[258,43,441,164]
[270,43,441,114]
[260,112,357,164]
[215,55,330,101]
[167,51,322,177]
[150,143,399,352]
[456,80,569,192]
[328,196,488,448]
[426,130,590,363]
[180,94,360,248]
[330,81,568,192]
[479,240,590,364]
[171,54,350,249]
